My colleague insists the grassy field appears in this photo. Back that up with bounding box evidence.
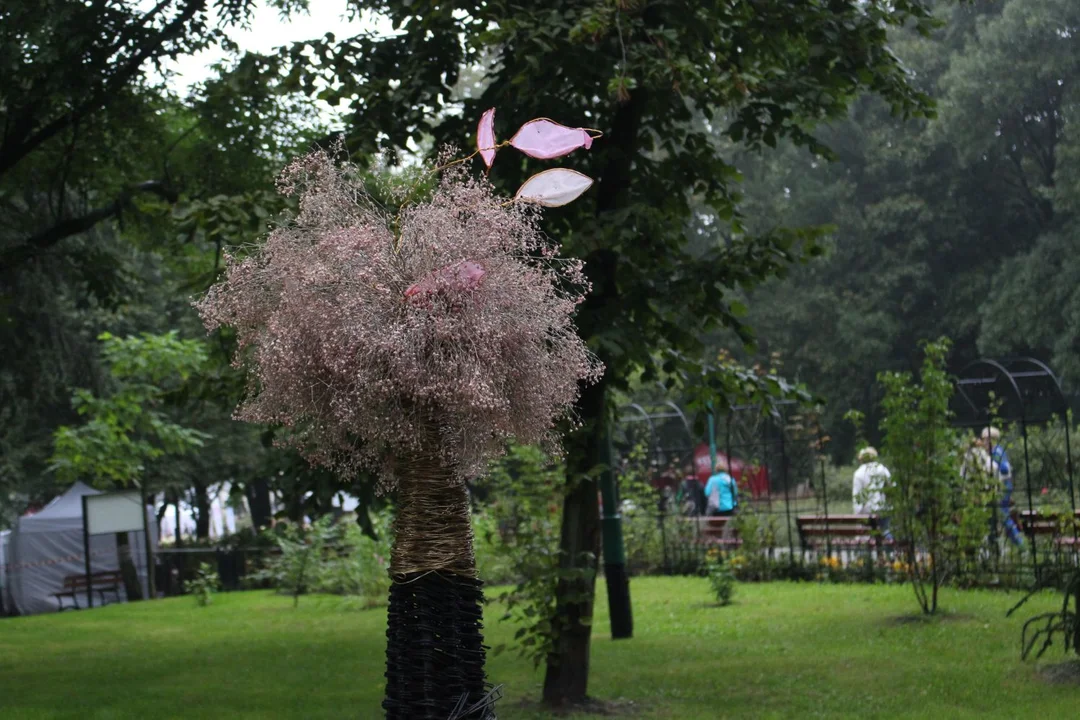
[1,578,1077,719]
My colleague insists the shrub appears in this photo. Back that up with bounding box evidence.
[820,462,860,505]
[724,505,780,581]
[314,515,393,606]
[190,562,220,607]
[704,550,735,606]
[618,443,666,575]
[472,443,585,668]
[253,517,334,606]
[473,509,517,586]
[253,510,393,608]
[1017,413,1079,502]
[874,337,994,615]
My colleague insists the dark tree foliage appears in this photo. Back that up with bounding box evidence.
[727,0,1080,459]
[0,1,324,527]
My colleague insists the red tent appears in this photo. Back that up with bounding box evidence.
[692,443,770,499]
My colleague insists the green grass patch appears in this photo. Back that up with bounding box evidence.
[0,579,1076,718]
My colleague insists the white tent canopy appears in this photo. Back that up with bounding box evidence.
[3,482,157,615]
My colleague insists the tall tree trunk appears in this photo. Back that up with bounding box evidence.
[193,483,211,540]
[283,478,305,524]
[353,478,379,541]
[1073,577,1080,657]
[155,496,169,531]
[542,84,643,710]
[174,494,182,547]
[543,377,606,707]
[930,513,940,615]
[115,532,143,601]
[245,477,273,530]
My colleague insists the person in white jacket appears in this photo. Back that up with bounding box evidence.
[853,446,892,538]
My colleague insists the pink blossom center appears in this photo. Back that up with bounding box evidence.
[404,260,487,303]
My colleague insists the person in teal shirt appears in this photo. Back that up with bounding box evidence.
[704,464,738,517]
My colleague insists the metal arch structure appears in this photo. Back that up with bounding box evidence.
[716,399,822,496]
[952,357,1076,572]
[662,401,693,439]
[953,357,1069,428]
[614,402,697,472]
[614,398,824,500]
[618,398,824,493]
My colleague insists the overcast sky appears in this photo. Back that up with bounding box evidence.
[150,0,391,123]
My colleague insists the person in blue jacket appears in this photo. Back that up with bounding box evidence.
[982,426,1023,547]
[704,461,739,517]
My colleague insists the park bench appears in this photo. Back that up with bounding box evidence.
[694,516,741,547]
[1018,509,1080,548]
[54,571,123,611]
[796,514,889,553]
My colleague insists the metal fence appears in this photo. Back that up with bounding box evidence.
[619,497,1080,588]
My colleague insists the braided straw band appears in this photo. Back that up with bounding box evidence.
[389,431,477,578]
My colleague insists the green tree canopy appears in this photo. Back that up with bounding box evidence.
[724,0,1080,459]
[50,331,209,487]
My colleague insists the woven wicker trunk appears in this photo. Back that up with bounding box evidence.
[382,438,497,719]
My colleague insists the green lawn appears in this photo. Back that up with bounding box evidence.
[1,578,1077,719]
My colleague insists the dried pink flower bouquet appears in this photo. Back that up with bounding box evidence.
[198,144,601,486]
[196,112,602,719]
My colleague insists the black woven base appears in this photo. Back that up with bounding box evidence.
[383,571,497,719]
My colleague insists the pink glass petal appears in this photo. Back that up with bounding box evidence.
[405,260,488,304]
[510,118,592,160]
[476,108,497,171]
[514,168,594,207]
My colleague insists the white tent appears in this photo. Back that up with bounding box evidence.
[4,482,157,615]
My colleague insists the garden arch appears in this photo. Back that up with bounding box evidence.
[614,401,696,474]
[952,357,1076,570]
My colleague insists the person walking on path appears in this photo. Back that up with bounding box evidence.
[852,446,892,540]
[982,426,1024,547]
[704,462,739,517]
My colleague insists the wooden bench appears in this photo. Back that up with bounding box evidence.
[796,515,887,552]
[54,571,123,611]
[1018,509,1080,547]
[694,516,741,547]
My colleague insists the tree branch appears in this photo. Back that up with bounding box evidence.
[1,181,178,268]
[1020,113,1054,187]
[1005,150,1048,225]
[0,0,205,177]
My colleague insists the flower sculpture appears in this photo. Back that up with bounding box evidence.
[197,111,602,719]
